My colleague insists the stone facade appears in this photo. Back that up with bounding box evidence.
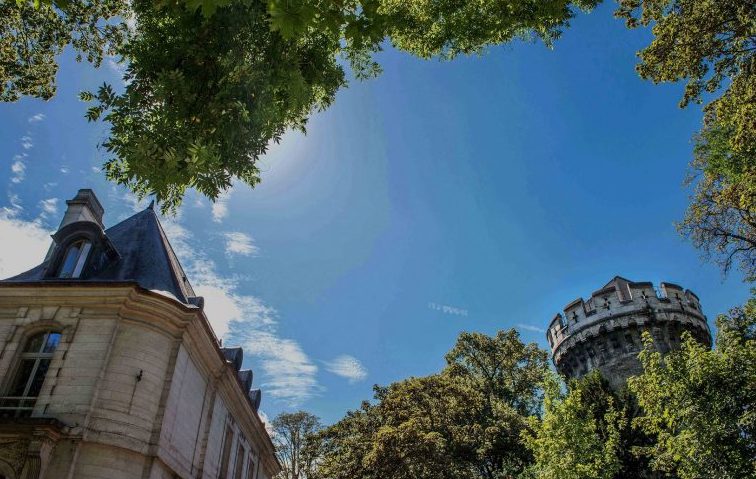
[0,190,279,479]
[546,276,712,389]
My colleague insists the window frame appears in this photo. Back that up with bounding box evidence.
[58,239,92,278]
[245,453,257,479]
[233,441,246,479]
[1,331,61,417]
[218,422,235,479]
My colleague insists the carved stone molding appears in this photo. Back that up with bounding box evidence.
[0,438,29,476]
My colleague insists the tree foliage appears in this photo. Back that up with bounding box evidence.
[616,0,755,110]
[317,329,549,479]
[678,116,756,279]
[616,0,756,279]
[523,372,626,479]
[83,0,348,211]
[0,0,127,101]
[272,410,323,479]
[628,299,756,479]
[3,0,599,210]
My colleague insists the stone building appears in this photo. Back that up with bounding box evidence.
[546,276,712,388]
[0,189,280,479]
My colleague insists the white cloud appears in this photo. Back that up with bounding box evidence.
[211,190,231,223]
[122,190,150,213]
[21,136,33,150]
[257,410,275,437]
[59,166,69,174]
[0,206,52,279]
[124,13,137,32]
[10,158,26,184]
[38,198,59,217]
[28,113,45,123]
[7,194,22,211]
[107,56,127,77]
[516,323,546,334]
[324,355,368,383]
[161,218,319,405]
[236,329,321,404]
[91,166,100,173]
[224,232,259,257]
[106,56,132,87]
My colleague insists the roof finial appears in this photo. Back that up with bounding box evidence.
[148,199,155,210]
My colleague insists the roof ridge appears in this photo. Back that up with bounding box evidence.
[147,207,196,300]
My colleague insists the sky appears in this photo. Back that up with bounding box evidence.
[1,2,752,425]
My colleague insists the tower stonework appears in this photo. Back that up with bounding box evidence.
[546,276,712,389]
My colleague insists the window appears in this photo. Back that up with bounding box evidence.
[245,456,256,479]
[1,332,60,417]
[233,442,246,479]
[58,240,92,278]
[219,424,235,479]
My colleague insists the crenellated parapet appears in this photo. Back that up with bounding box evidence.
[546,276,711,389]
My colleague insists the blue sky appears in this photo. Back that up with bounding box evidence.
[1,2,752,424]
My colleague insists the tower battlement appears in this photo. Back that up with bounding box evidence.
[546,276,711,388]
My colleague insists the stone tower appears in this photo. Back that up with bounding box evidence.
[546,276,712,388]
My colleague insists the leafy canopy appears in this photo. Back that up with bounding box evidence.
[616,0,756,279]
[0,0,127,101]
[678,117,756,279]
[523,372,627,479]
[628,299,756,479]
[4,0,599,211]
[83,0,347,211]
[271,411,322,479]
[317,329,549,479]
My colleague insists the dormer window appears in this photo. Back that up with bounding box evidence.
[58,240,92,278]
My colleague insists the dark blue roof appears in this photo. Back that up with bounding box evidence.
[2,207,196,304]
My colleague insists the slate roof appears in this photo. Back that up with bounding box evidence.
[2,206,196,304]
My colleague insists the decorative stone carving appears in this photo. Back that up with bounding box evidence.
[0,439,29,476]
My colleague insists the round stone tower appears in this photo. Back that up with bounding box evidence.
[546,276,711,389]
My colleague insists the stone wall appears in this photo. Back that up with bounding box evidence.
[546,278,711,388]
[0,284,278,479]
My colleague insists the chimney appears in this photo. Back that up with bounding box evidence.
[58,189,104,230]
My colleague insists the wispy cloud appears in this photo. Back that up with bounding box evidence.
[28,113,45,123]
[428,301,469,317]
[257,410,275,437]
[161,218,320,405]
[107,56,127,77]
[21,136,33,150]
[0,203,52,279]
[211,190,231,223]
[324,355,368,383]
[59,166,69,174]
[224,232,259,257]
[121,190,150,213]
[516,323,546,334]
[38,198,59,218]
[10,157,26,184]
[233,328,321,405]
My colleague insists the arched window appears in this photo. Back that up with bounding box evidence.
[0,332,61,417]
[58,239,92,278]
